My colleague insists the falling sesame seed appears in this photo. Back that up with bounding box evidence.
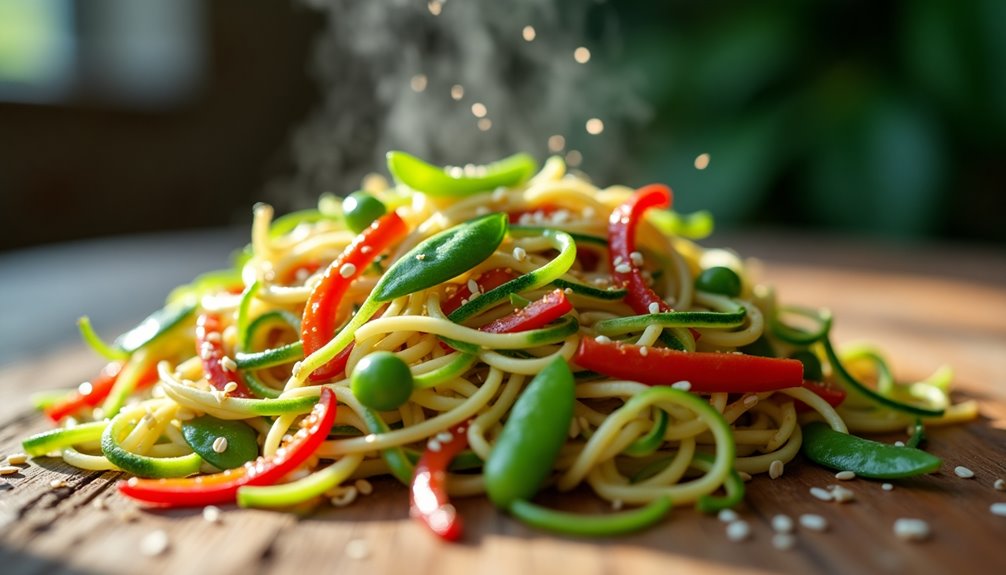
[726,520,751,542]
[769,460,784,479]
[810,487,833,501]
[990,502,1006,516]
[772,533,795,550]
[595,335,612,344]
[203,505,222,523]
[671,381,692,391]
[893,518,930,541]
[717,509,738,523]
[994,478,1006,491]
[221,356,237,372]
[0,466,19,475]
[410,74,428,92]
[339,263,357,278]
[882,483,894,491]
[694,153,711,170]
[548,135,565,153]
[427,1,442,16]
[141,530,170,556]
[586,118,604,135]
[955,466,975,478]
[477,118,493,131]
[212,437,228,453]
[355,479,374,495]
[615,263,632,274]
[565,150,582,167]
[771,514,794,533]
[223,381,239,394]
[522,25,536,41]
[799,514,828,532]
[513,246,527,261]
[345,538,370,559]
[471,102,487,118]
[835,470,856,481]
[574,46,591,63]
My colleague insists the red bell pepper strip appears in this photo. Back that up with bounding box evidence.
[575,336,804,392]
[197,313,254,398]
[301,211,408,381]
[608,184,674,315]
[118,387,337,507]
[44,361,158,422]
[440,267,517,316]
[480,289,572,334]
[795,379,847,412]
[410,420,471,541]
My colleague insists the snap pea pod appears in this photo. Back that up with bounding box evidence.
[594,309,746,337]
[181,415,259,470]
[101,411,203,478]
[801,421,942,479]
[23,421,108,457]
[509,497,672,537]
[387,151,537,197]
[295,213,508,384]
[449,228,576,323]
[646,209,715,240]
[485,357,575,509]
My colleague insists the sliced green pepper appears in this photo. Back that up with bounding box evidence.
[387,151,537,197]
[508,497,672,537]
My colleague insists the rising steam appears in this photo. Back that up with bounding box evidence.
[270,0,649,208]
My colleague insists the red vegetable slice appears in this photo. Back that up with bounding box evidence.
[197,313,254,398]
[410,420,471,541]
[480,289,572,334]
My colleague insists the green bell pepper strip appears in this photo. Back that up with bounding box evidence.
[448,228,576,324]
[413,353,478,389]
[691,453,746,513]
[23,421,109,457]
[770,305,833,346]
[509,292,532,308]
[508,497,672,537]
[646,209,715,240]
[485,357,575,509]
[822,337,944,417]
[101,411,204,478]
[387,151,537,197]
[622,409,669,457]
[181,415,259,470]
[359,407,415,485]
[801,421,942,479]
[295,213,508,385]
[594,309,747,337]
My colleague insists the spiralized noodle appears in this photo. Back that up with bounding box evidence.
[34,155,975,519]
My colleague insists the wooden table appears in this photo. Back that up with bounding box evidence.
[2,230,1005,574]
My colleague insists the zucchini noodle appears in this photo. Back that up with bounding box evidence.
[24,153,975,533]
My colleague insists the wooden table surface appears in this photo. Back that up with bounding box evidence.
[1,230,1005,575]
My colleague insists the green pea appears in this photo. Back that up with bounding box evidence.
[181,415,259,470]
[351,351,414,411]
[342,191,387,234]
[789,350,823,381]
[695,266,742,297]
[485,357,574,509]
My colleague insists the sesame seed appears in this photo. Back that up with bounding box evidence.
[0,466,19,475]
[771,514,794,533]
[694,153,711,170]
[573,46,591,64]
[436,431,454,443]
[141,529,170,556]
[427,439,442,452]
[220,356,237,372]
[799,514,828,532]
[345,538,370,559]
[410,74,427,93]
[450,84,464,100]
[835,470,856,481]
[471,102,487,118]
[994,478,1006,491]
[212,437,228,453]
[467,279,480,295]
[427,1,442,16]
[630,251,645,266]
[223,381,239,394]
[361,245,372,254]
[717,509,738,523]
[475,206,490,215]
[212,389,225,404]
[415,253,426,261]
[50,478,67,489]
[671,380,692,391]
[639,346,649,357]
[772,533,795,550]
[648,302,660,314]
[92,498,106,510]
[355,479,373,495]
[203,505,222,523]
[743,395,759,407]
[339,263,357,278]
[769,460,784,479]
[491,187,507,202]
[614,263,632,274]
[990,503,1006,516]
[726,520,751,542]
[830,485,855,503]
[810,487,833,501]
[894,441,905,447]
[738,471,753,482]
[893,518,930,541]
[585,118,604,135]
[882,483,894,491]
[548,135,565,153]
[594,335,612,344]
[205,332,221,343]
[955,466,975,478]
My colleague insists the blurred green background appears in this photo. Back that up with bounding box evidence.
[1,0,1003,251]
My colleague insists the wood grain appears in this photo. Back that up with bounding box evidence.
[2,237,1005,575]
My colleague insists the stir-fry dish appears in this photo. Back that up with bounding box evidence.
[22,152,977,539]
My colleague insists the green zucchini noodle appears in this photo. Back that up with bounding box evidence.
[26,154,977,527]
